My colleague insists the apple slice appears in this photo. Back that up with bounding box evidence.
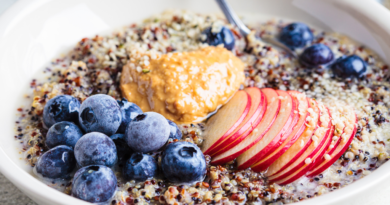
[273,121,333,185]
[207,87,266,156]
[267,102,332,182]
[210,88,280,165]
[236,90,296,170]
[306,121,335,172]
[308,106,347,170]
[264,99,319,177]
[250,91,309,172]
[306,106,357,177]
[202,90,251,155]
[323,107,348,156]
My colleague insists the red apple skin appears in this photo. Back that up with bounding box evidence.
[264,99,319,177]
[251,91,308,172]
[210,92,266,157]
[210,101,265,163]
[267,103,332,182]
[306,123,335,172]
[307,126,356,177]
[202,91,251,155]
[210,88,280,165]
[306,111,357,178]
[308,127,342,170]
[308,113,347,170]
[274,122,333,185]
[208,87,266,156]
[326,126,345,155]
[236,90,296,170]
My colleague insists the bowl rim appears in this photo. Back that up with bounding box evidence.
[0,2,105,205]
[1,0,390,205]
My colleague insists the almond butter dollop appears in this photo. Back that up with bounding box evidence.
[120,46,245,124]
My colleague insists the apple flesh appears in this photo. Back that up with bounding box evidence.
[237,90,296,170]
[250,91,309,172]
[208,87,266,156]
[264,99,319,177]
[203,86,357,185]
[306,107,357,177]
[273,120,333,185]
[202,90,251,155]
[307,105,348,170]
[267,102,332,182]
[306,121,335,172]
[210,88,280,165]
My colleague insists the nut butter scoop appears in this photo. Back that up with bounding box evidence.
[120,46,245,124]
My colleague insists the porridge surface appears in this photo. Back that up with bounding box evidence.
[14,10,390,204]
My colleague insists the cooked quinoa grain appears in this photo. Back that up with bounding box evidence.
[14,10,390,204]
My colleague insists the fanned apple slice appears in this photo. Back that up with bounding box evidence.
[264,99,319,177]
[202,90,251,155]
[267,102,332,182]
[210,88,267,157]
[306,121,335,172]
[210,88,279,165]
[251,91,308,172]
[324,108,347,155]
[308,106,346,170]
[237,90,296,170]
[274,121,333,185]
[306,106,357,177]
[207,87,265,156]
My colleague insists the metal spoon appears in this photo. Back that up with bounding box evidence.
[215,0,297,58]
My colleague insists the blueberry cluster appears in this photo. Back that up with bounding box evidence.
[279,22,367,79]
[38,94,206,203]
[200,21,366,79]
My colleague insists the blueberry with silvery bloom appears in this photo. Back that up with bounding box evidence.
[125,112,170,153]
[45,121,83,149]
[72,165,117,203]
[43,95,80,128]
[74,132,117,167]
[35,145,76,179]
[116,98,143,133]
[78,94,122,136]
[123,153,158,181]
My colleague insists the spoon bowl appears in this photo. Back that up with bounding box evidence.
[215,0,298,58]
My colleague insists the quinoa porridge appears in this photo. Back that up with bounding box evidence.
[13,10,390,205]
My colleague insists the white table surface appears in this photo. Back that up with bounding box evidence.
[1,0,390,205]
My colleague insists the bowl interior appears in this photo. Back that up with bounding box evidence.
[1,0,390,204]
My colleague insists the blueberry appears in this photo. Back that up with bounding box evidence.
[123,153,157,181]
[331,55,367,79]
[299,43,334,67]
[167,120,182,140]
[202,26,235,50]
[74,132,117,167]
[117,98,143,133]
[110,133,132,162]
[72,165,117,203]
[125,112,170,153]
[43,95,80,128]
[35,145,75,179]
[45,121,83,149]
[279,22,313,49]
[161,142,206,183]
[79,94,122,136]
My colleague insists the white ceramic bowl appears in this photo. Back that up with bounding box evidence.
[1,0,390,204]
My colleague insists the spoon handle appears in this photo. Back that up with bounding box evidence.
[215,0,297,58]
[215,0,251,36]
